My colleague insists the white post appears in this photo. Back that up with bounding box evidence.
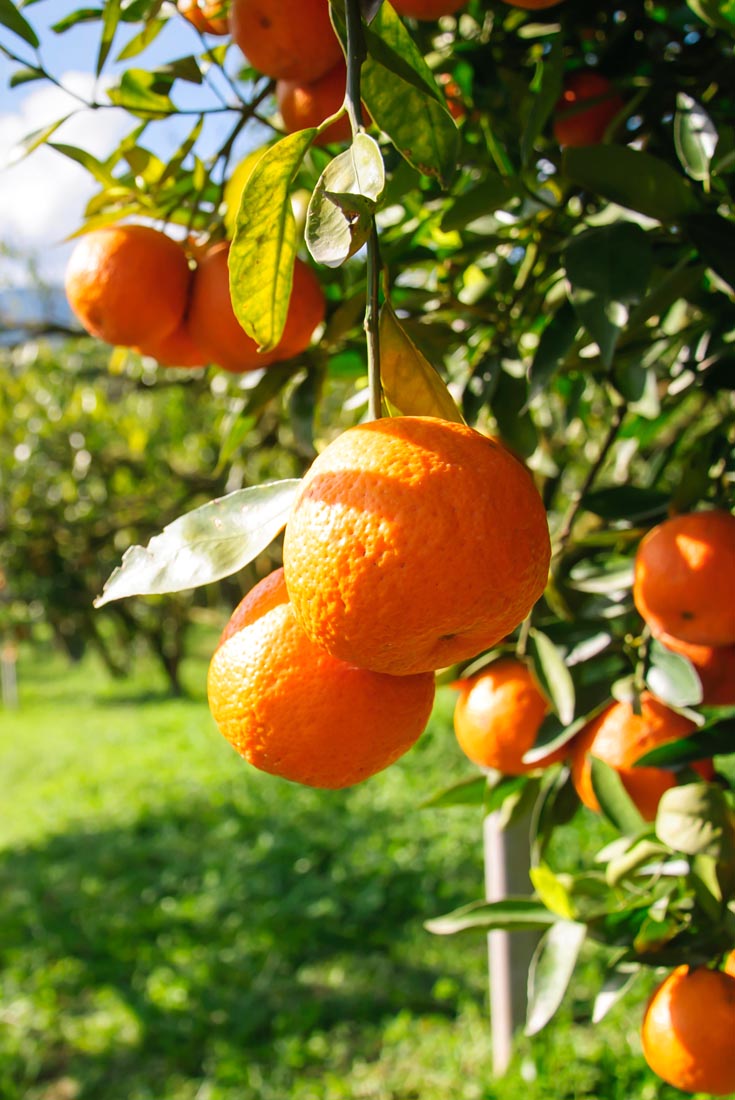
[484,810,538,1076]
[1,643,18,709]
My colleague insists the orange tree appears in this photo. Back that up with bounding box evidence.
[2,0,734,1077]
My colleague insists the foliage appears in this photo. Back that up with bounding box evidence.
[1,0,734,1053]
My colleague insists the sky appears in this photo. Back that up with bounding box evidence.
[0,3,255,287]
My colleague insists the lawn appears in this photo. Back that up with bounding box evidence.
[0,634,692,1100]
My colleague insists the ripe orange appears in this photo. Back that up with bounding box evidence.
[187,242,325,373]
[553,71,624,148]
[391,0,466,18]
[230,0,343,83]
[277,60,356,146]
[453,658,566,774]
[65,224,192,349]
[569,692,712,821]
[283,417,551,677]
[725,950,735,978]
[136,320,209,369]
[641,965,735,1095]
[177,0,229,34]
[500,0,564,8]
[207,568,435,789]
[633,510,735,647]
[657,632,735,707]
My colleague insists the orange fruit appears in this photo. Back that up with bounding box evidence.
[230,0,343,83]
[391,0,466,18]
[187,242,325,373]
[500,0,563,8]
[453,658,566,774]
[725,951,735,978]
[436,72,466,121]
[283,417,551,677]
[207,568,435,789]
[657,632,735,707]
[633,510,735,647]
[553,71,624,148]
[177,0,229,34]
[136,320,209,369]
[65,224,192,349]
[569,692,712,821]
[277,60,357,146]
[641,965,735,1095]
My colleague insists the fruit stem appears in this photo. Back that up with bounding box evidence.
[343,0,368,135]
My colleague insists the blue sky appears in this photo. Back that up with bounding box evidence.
[0,4,266,285]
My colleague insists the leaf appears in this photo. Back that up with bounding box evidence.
[425,898,559,936]
[656,783,735,861]
[0,0,40,46]
[636,712,735,766]
[107,69,175,117]
[9,66,45,87]
[605,838,668,887]
[97,0,121,75]
[379,302,464,422]
[359,4,459,188]
[51,9,103,34]
[589,757,647,836]
[528,300,578,399]
[674,93,717,182]
[564,222,652,368]
[525,921,587,1036]
[645,638,703,709]
[305,133,385,268]
[530,863,575,919]
[229,130,316,352]
[592,964,641,1024]
[580,486,669,523]
[683,212,735,294]
[116,17,166,61]
[686,0,735,34]
[420,775,488,809]
[440,175,520,232]
[563,145,700,223]
[6,116,72,165]
[521,33,564,166]
[94,480,301,606]
[523,712,591,766]
[529,629,575,726]
[48,142,117,186]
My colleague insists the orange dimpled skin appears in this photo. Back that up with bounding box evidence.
[633,510,735,647]
[453,659,566,774]
[283,417,551,677]
[230,0,343,83]
[641,965,735,1095]
[277,61,353,146]
[64,225,192,349]
[207,570,435,789]
[569,693,712,821]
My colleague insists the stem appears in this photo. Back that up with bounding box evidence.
[344,0,367,134]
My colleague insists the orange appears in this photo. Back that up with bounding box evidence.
[177,0,229,34]
[65,224,192,349]
[453,658,566,774]
[436,72,466,121]
[230,0,343,83]
[657,632,735,707]
[633,510,735,647]
[277,60,357,146]
[553,71,624,148]
[569,692,712,821]
[500,0,563,8]
[283,417,551,677]
[641,965,735,1095]
[187,242,325,373]
[207,569,435,789]
[391,0,466,18]
[725,951,735,978]
[135,320,209,369]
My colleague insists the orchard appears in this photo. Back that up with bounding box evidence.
[1,0,734,1096]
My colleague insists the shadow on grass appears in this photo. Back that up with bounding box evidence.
[0,787,482,1099]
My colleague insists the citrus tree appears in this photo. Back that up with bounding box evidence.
[2,0,734,1090]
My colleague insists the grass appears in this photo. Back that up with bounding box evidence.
[0,635,697,1100]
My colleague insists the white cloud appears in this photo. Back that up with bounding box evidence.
[0,72,130,285]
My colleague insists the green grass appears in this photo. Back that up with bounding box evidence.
[0,639,696,1100]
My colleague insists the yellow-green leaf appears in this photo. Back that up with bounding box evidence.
[379,302,463,422]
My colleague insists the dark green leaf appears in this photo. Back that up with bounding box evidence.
[425,898,559,936]
[686,0,735,34]
[529,629,575,726]
[420,775,488,809]
[525,921,587,1035]
[230,130,316,352]
[645,638,703,709]
[521,33,564,166]
[9,65,45,87]
[440,176,520,232]
[589,757,647,835]
[683,212,735,293]
[636,712,735,766]
[581,486,669,523]
[94,481,301,605]
[306,133,384,268]
[528,300,578,399]
[0,0,40,46]
[563,145,700,223]
[51,7,102,33]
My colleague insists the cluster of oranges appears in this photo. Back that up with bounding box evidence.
[64,225,325,372]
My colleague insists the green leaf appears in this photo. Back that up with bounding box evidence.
[359,4,459,188]
[97,0,121,75]
[589,757,647,836]
[656,783,735,861]
[529,863,575,919]
[645,638,703,709]
[683,212,735,294]
[379,302,464,422]
[592,964,641,1024]
[521,33,564,167]
[528,300,578,399]
[115,17,166,61]
[6,116,72,165]
[107,69,175,117]
[425,898,559,936]
[48,142,117,186]
[581,486,668,523]
[563,145,700,223]
[564,222,652,368]
[93,481,301,606]
[51,8,103,34]
[605,838,668,887]
[674,93,717,182]
[686,0,735,34]
[440,176,520,232]
[529,629,575,726]
[229,130,316,352]
[0,0,40,46]
[305,133,384,268]
[9,66,45,87]
[525,921,587,1035]
[420,775,488,809]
